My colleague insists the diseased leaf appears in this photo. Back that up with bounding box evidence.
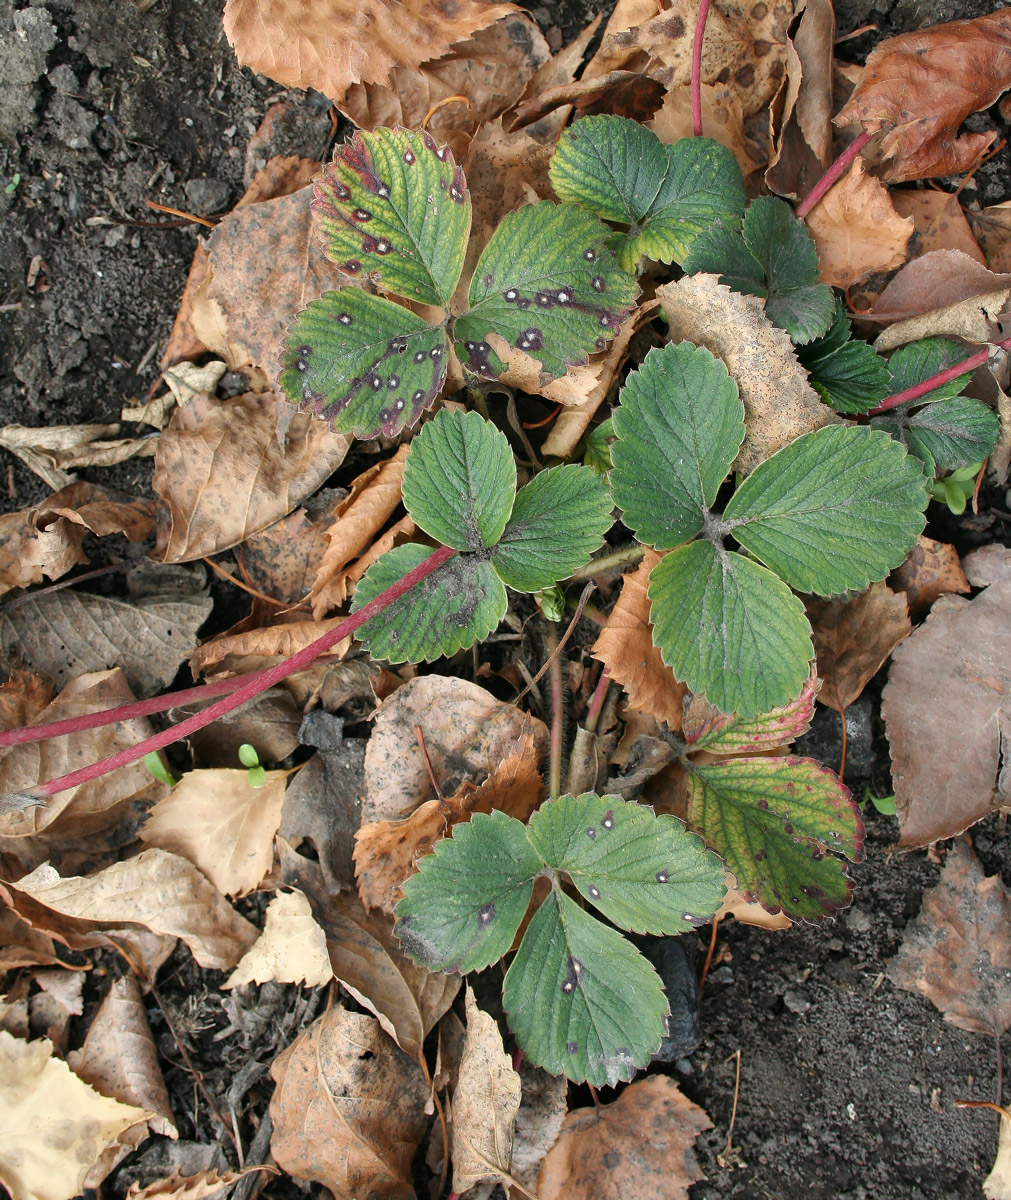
[797,299,890,414]
[683,669,819,754]
[905,398,1000,471]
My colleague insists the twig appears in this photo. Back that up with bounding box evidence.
[201,555,294,608]
[0,559,140,613]
[583,667,611,734]
[147,199,217,228]
[973,458,988,515]
[415,725,445,802]
[839,708,848,781]
[795,130,872,220]
[717,1049,743,1167]
[515,581,595,703]
[869,335,1011,416]
[229,1113,277,1200]
[691,0,712,137]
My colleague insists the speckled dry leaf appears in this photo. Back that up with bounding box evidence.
[890,534,970,620]
[888,840,1011,1036]
[68,974,175,1139]
[126,1168,258,1200]
[509,1058,569,1193]
[363,675,548,823]
[537,1075,711,1200]
[650,82,764,176]
[269,1003,429,1198]
[451,986,521,1195]
[510,69,665,128]
[0,905,65,971]
[140,769,286,898]
[508,16,602,144]
[153,391,349,562]
[835,10,1011,183]
[340,14,550,161]
[241,495,341,604]
[0,423,157,493]
[310,446,409,618]
[970,200,1011,274]
[658,274,833,474]
[0,670,52,734]
[805,158,913,288]
[0,669,165,841]
[224,0,518,102]
[0,1030,153,1200]
[10,849,257,970]
[593,549,687,731]
[190,613,351,677]
[882,544,1011,848]
[807,581,911,713]
[225,889,333,989]
[891,191,986,263]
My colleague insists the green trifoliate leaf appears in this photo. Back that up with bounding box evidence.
[395,810,542,974]
[884,337,972,405]
[683,223,766,296]
[313,127,469,306]
[491,465,614,593]
[684,671,818,755]
[797,300,890,414]
[279,288,448,439]
[684,756,863,923]
[526,793,725,935]
[725,425,929,596]
[904,398,1000,471]
[648,539,813,718]
[583,417,615,475]
[352,544,507,663]
[401,409,516,551]
[611,342,743,550]
[454,201,639,381]
[502,888,668,1087]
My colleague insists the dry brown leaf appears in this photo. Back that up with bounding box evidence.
[340,14,550,160]
[658,274,834,474]
[592,550,687,731]
[509,69,666,129]
[882,544,1011,848]
[451,986,522,1195]
[717,884,792,929]
[537,1075,711,1200]
[168,686,301,769]
[190,611,351,677]
[239,491,342,604]
[0,1030,153,1200]
[507,15,602,144]
[0,423,157,492]
[992,362,1011,485]
[126,1168,258,1200]
[891,190,986,263]
[509,1059,569,1194]
[269,1002,429,1200]
[29,968,83,1053]
[806,581,911,713]
[835,10,1011,183]
[152,391,348,562]
[890,534,970,620]
[342,515,417,597]
[806,158,913,288]
[363,674,548,823]
[9,849,258,970]
[310,446,409,617]
[888,840,1011,1037]
[140,769,286,898]
[224,0,517,102]
[225,889,333,989]
[0,904,66,971]
[969,200,1011,274]
[650,81,765,176]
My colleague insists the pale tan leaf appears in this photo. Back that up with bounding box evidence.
[984,1107,1011,1200]
[891,190,986,263]
[269,1004,429,1199]
[190,612,351,677]
[882,544,1011,848]
[890,534,970,620]
[969,199,1011,274]
[805,158,913,288]
[0,423,157,493]
[651,81,765,176]
[509,1059,568,1193]
[451,986,521,1195]
[140,769,286,897]
[223,0,518,102]
[537,1076,711,1200]
[225,889,333,989]
[888,840,1011,1037]
[127,1168,260,1200]
[153,391,348,562]
[0,1031,152,1200]
[658,274,834,474]
[341,514,416,598]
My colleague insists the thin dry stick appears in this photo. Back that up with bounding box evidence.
[583,666,611,735]
[698,917,720,995]
[691,0,712,136]
[718,1049,743,1167]
[839,708,848,781]
[546,623,565,800]
[794,130,872,220]
[147,199,217,227]
[515,582,595,703]
[415,724,445,802]
[0,559,139,612]
[201,555,294,608]
[421,94,470,128]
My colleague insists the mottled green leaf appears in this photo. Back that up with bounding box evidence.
[352,544,507,663]
[491,465,614,592]
[314,127,470,305]
[884,337,972,406]
[685,756,863,922]
[685,671,819,755]
[502,888,668,1087]
[798,300,890,414]
[611,341,743,550]
[549,115,668,226]
[905,398,1000,471]
[683,223,766,296]
[648,539,813,718]
[526,793,725,935]
[279,288,448,439]
[454,201,639,381]
[401,408,516,551]
[395,810,542,974]
[725,425,929,596]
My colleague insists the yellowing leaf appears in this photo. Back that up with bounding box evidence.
[0,1031,152,1200]
[225,889,333,989]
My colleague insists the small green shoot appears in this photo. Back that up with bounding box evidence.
[238,742,266,788]
[143,751,179,788]
[931,463,984,515]
[4,173,20,196]
[860,788,897,816]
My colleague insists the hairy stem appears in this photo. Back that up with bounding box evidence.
[795,130,872,220]
[547,624,564,800]
[869,334,1011,416]
[691,0,712,137]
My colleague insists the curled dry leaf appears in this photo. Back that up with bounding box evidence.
[658,274,834,474]
[153,391,348,562]
[835,10,1011,183]
[592,549,688,731]
[0,904,66,971]
[0,1031,153,1200]
[0,423,157,493]
[126,1168,259,1200]
[223,0,517,102]
[888,840,1011,1037]
[890,534,970,620]
[537,1075,712,1200]
[451,986,522,1196]
[269,1003,429,1200]
[805,158,913,289]
[140,769,287,898]
[882,544,1011,848]
[363,675,548,824]
[225,889,333,989]
[716,884,792,929]
[969,199,1011,274]
[806,580,911,714]
[508,15,603,144]
[190,610,351,678]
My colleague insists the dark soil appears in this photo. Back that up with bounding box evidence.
[1,2,1009,1199]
